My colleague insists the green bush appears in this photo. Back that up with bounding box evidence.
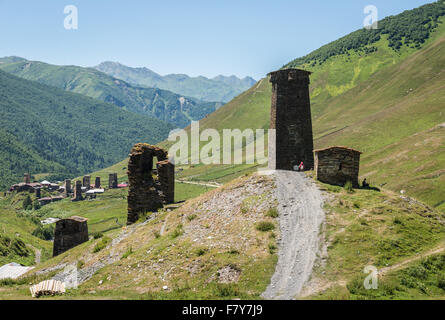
[255,221,275,232]
[170,224,184,239]
[32,224,55,241]
[265,208,279,218]
[92,232,104,239]
[22,195,32,210]
[344,181,354,193]
[121,247,133,259]
[93,236,111,253]
[195,248,208,256]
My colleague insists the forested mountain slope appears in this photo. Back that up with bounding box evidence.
[0,58,222,128]
[0,69,173,190]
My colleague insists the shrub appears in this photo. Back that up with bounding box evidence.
[121,247,133,259]
[22,195,32,210]
[170,224,183,239]
[187,214,197,222]
[32,224,55,241]
[268,243,277,254]
[195,248,208,256]
[93,236,111,253]
[265,208,279,218]
[213,283,240,298]
[92,232,104,239]
[344,181,354,193]
[255,221,275,232]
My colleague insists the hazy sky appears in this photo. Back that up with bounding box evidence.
[0,0,434,79]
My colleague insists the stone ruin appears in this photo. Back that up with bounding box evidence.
[95,177,101,188]
[268,69,314,171]
[82,175,91,190]
[24,173,31,184]
[108,173,118,189]
[64,179,71,196]
[314,146,361,187]
[71,181,83,202]
[127,143,175,225]
[53,216,88,257]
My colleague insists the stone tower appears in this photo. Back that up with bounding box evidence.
[72,180,83,202]
[268,69,314,171]
[65,179,71,196]
[94,177,101,188]
[108,173,118,189]
[127,143,168,225]
[53,216,88,257]
[82,175,91,190]
[24,173,31,184]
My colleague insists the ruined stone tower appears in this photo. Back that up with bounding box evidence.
[53,216,88,257]
[24,173,30,184]
[108,173,118,189]
[157,160,175,204]
[82,175,91,190]
[72,180,83,202]
[64,179,71,196]
[94,177,101,188]
[127,143,171,225]
[268,69,314,171]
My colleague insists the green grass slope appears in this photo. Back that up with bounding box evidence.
[149,4,445,211]
[0,69,173,190]
[0,59,222,128]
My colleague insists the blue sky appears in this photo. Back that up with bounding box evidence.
[0,0,435,79]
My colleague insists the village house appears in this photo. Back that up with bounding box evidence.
[314,146,361,188]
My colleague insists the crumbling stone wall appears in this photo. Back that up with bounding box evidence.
[157,160,175,204]
[82,175,91,190]
[108,173,118,189]
[268,69,314,171]
[314,147,361,187]
[72,181,83,202]
[127,143,170,225]
[95,177,101,188]
[53,216,88,257]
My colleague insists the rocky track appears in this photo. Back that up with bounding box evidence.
[262,171,325,300]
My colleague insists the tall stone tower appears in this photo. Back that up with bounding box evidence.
[268,69,314,171]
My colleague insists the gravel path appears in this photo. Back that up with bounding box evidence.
[262,171,325,300]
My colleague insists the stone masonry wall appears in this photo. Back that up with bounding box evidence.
[127,143,166,225]
[157,160,175,204]
[315,147,361,187]
[53,216,88,257]
[268,69,314,171]
[72,180,83,202]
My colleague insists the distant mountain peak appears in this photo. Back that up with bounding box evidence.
[94,61,256,102]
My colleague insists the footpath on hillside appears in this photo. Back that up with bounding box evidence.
[262,171,325,300]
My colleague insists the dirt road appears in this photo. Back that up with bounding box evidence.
[262,171,325,300]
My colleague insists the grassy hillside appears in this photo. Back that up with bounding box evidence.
[0,174,278,299]
[142,5,445,212]
[0,69,173,190]
[0,58,222,128]
[95,61,256,103]
[301,178,445,300]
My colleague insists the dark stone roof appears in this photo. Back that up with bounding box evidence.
[313,146,362,154]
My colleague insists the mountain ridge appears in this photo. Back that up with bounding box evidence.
[95,61,256,103]
[0,58,222,128]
